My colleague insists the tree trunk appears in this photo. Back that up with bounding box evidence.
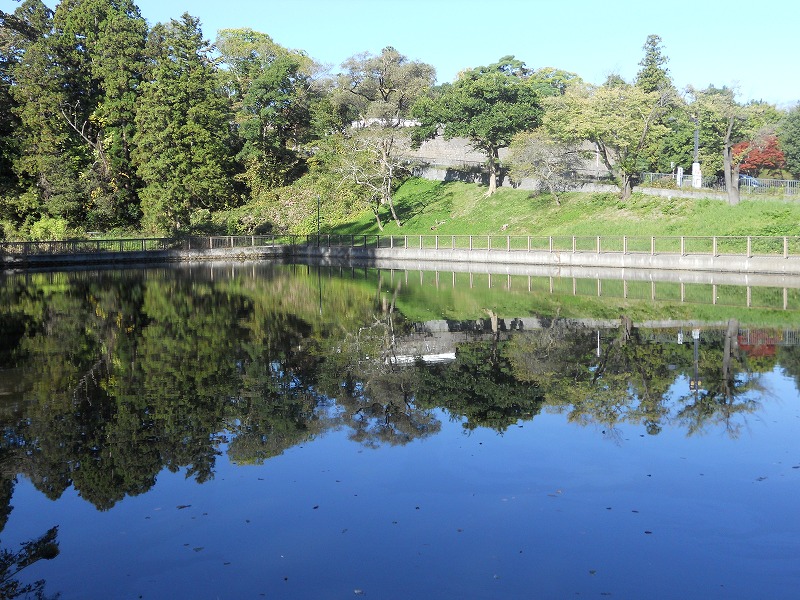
[372,208,384,231]
[486,146,499,195]
[723,115,740,206]
[619,174,634,200]
[381,138,402,227]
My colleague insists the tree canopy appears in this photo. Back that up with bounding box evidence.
[0,4,797,240]
[411,57,543,195]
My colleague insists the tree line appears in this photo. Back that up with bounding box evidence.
[2,1,800,239]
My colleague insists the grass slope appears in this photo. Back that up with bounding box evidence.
[326,178,800,237]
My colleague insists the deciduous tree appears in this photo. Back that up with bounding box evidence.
[507,130,585,204]
[412,57,542,195]
[334,46,435,226]
[544,81,670,199]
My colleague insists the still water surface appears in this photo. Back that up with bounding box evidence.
[1,263,799,599]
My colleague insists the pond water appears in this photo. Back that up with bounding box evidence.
[1,263,799,599]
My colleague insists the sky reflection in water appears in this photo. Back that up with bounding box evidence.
[1,265,799,599]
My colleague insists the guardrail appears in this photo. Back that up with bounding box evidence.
[3,234,800,260]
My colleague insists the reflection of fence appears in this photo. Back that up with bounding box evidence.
[519,274,799,311]
[4,234,800,260]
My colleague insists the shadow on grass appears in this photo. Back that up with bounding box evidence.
[326,180,455,235]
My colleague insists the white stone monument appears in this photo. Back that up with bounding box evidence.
[691,162,702,189]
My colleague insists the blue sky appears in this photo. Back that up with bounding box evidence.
[6,0,798,107]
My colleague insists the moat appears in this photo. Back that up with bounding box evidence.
[1,263,799,599]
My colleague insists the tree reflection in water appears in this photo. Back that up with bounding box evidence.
[0,268,786,514]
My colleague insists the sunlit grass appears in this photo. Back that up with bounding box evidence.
[327,178,800,237]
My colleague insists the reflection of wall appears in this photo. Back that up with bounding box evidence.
[391,318,800,363]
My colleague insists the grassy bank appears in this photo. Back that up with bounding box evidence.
[324,178,800,237]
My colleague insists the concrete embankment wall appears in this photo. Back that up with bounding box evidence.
[1,245,292,269]
[4,244,800,280]
[300,245,800,277]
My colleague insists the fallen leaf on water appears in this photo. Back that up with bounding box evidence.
[176,505,191,510]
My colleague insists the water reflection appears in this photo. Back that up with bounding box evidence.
[1,265,796,515]
[2,264,800,597]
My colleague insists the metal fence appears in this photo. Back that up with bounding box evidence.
[4,234,800,260]
[642,172,800,196]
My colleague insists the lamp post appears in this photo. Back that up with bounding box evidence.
[691,114,702,189]
[316,195,321,246]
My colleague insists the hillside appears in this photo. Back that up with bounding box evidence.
[323,179,800,238]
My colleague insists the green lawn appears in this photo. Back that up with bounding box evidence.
[323,178,800,237]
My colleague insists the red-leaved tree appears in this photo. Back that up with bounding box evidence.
[733,135,786,174]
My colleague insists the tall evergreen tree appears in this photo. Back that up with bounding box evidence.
[216,28,317,193]
[132,14,236,234]
[635,34,673,94]
[10,0,146,230]
[0,1,51,212]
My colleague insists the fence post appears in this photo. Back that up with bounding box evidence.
[623,236,627,255]
[747,236,752,258]
[487,235,491,251]
[528,236,531,252]
[436,235,439,250]
[596,236,600,254]
[549,236,553,253]
[469,236,473,251]
[651,236,655,256]
[784,236,789,259]
[713,237,717,257]
[451,235,455,250]
[573,236,576,253]
[680,236,685,256]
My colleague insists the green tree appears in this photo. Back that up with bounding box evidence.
[412,57,542,195]
[635,34,673,94]
[217,28,318,193]
[0,2,49,203]
[691,87,781,205]
[334,46,435,226]
[778,104,800,178]
[9,0,147,230]
[132,13,236,234]
[544,81,670,198]
[528,66,582,97]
